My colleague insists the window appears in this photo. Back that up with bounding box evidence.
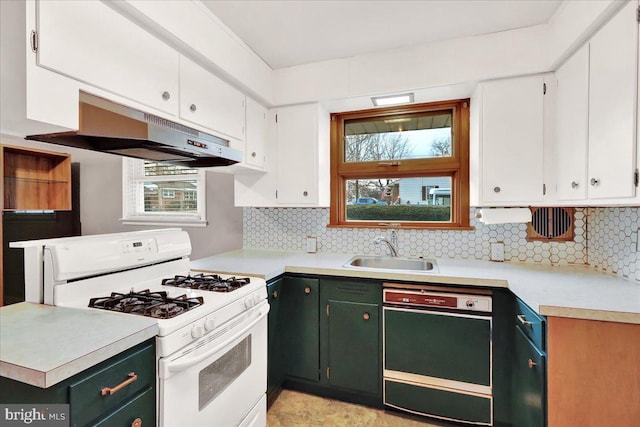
[122,158,207,226]
[330,99,470,229]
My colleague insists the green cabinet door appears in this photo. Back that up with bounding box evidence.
[267,278,284,399]
[512,326,546,427]
[327,300,379,395]
[280,276,320,382]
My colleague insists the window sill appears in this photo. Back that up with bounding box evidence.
[326,223,474,231]
[120,217,208,228]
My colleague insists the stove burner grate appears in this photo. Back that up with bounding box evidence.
[162,273,251,292]
[88,289,203,319]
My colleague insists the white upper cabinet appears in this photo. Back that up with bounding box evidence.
[554,45,589,201]
[586,0,638,200]
[36,0,179,116]
[472,75,546,206]
[552,1,639,204]
[274,104,330,206]
[179,56,245,141]
[243,98,268,170]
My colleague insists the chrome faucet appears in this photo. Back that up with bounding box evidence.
[374,230,399,257]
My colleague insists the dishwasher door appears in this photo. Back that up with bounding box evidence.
[383,306,492,425]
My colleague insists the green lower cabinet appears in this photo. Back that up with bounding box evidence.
[280,276,320,382]
[327,300,379,394]
[0,339,156,427]
[512,326,546,427]
[267,278,284,402]
[385,380,492,425]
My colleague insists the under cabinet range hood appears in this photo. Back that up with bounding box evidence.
[26,93,242,167]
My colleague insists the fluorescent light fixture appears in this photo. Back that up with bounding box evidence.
[371,93,414,107]
[383,118,412,124]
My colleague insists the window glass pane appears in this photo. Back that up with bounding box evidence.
[144,162,198,176]
[346,177,452,222]
[144,180,198,213]
[344,112,452,162]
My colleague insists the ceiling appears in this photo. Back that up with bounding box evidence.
[202,0,563,70]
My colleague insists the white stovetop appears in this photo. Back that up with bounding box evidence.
[191,249,640,324]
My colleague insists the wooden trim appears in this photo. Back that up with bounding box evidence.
[547,317,640,427]
[329,99,471,229]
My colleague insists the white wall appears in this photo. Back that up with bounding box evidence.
[1,135,242,260]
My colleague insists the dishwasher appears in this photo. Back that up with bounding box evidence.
[383,284,493,426]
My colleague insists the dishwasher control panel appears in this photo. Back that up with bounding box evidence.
[383,289,492,313]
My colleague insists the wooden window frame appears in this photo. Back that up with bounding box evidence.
[329,99,471,229]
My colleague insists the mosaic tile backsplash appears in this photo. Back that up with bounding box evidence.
[587,207,640,282]
[243,207,640,282]
[243,208,588,265]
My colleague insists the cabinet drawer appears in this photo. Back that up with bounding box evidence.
[321,278,381,304]
[93,386,155,427]
[384,379,492,425]
[69,342,155,426]
[515,298,545,350]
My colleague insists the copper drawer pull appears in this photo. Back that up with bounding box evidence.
[528,359,537,369]
[517,314,533,328]
[101,372,138,396]
[304,287,311,294]
[131,418,142,427]
[363,312,370,321]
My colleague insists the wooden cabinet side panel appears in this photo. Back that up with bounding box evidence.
[547,317,640,427]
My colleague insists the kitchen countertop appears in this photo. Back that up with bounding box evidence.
[0,302,158,388]
[191,249,640,324]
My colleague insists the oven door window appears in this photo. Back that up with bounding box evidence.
[199,335,252,410]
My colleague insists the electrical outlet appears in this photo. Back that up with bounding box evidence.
[306,236,317,253]
[490,242,505,262]
[636,228,640,252]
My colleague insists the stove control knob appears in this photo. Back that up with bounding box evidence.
[244,297,253,309]
[191,325,204,339]
[253,294,262,304]
[204,318,216,331]
[466,300,475,309]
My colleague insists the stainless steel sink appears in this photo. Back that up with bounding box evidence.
[344,256,438,273]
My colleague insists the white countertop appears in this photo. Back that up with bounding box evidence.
[191,249,640,324]
[0,303,158,388]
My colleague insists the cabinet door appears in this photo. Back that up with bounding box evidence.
[280,277,320,382]
[267,279,284,398]
[179,56,245,141]
[513,328,546,427]
[555,45,589,200]
[275,104,319,205]
[327,300,379,395]
[481,75,544,204]
[587,1,638,199]
[245,98,267,169]
[37,0,179,115]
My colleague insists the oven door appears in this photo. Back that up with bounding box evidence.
[158,300,269,427]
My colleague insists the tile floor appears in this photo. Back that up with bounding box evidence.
[267,389,440,427]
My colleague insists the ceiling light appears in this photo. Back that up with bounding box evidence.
[383,118,412,124]
[371,93,414,107]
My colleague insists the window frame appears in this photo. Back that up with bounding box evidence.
[121,158,207,227]
[329,99,471,229]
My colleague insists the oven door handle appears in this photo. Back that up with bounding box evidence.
[167,307,268,374]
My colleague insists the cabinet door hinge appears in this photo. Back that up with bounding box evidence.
[634,169,639,187]
[275,190,278,199]
[543,82,547,95]
[326,304,330,317]
[30,30,38,53]
[543,183,547,195]
[637,5,639,23]
[275,114,278,123]
[326,367,330,379]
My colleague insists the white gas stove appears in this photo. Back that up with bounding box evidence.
[28,229,268,427]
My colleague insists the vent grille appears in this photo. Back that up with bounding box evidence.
[144,113,199,137]
[527,207,575,242]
